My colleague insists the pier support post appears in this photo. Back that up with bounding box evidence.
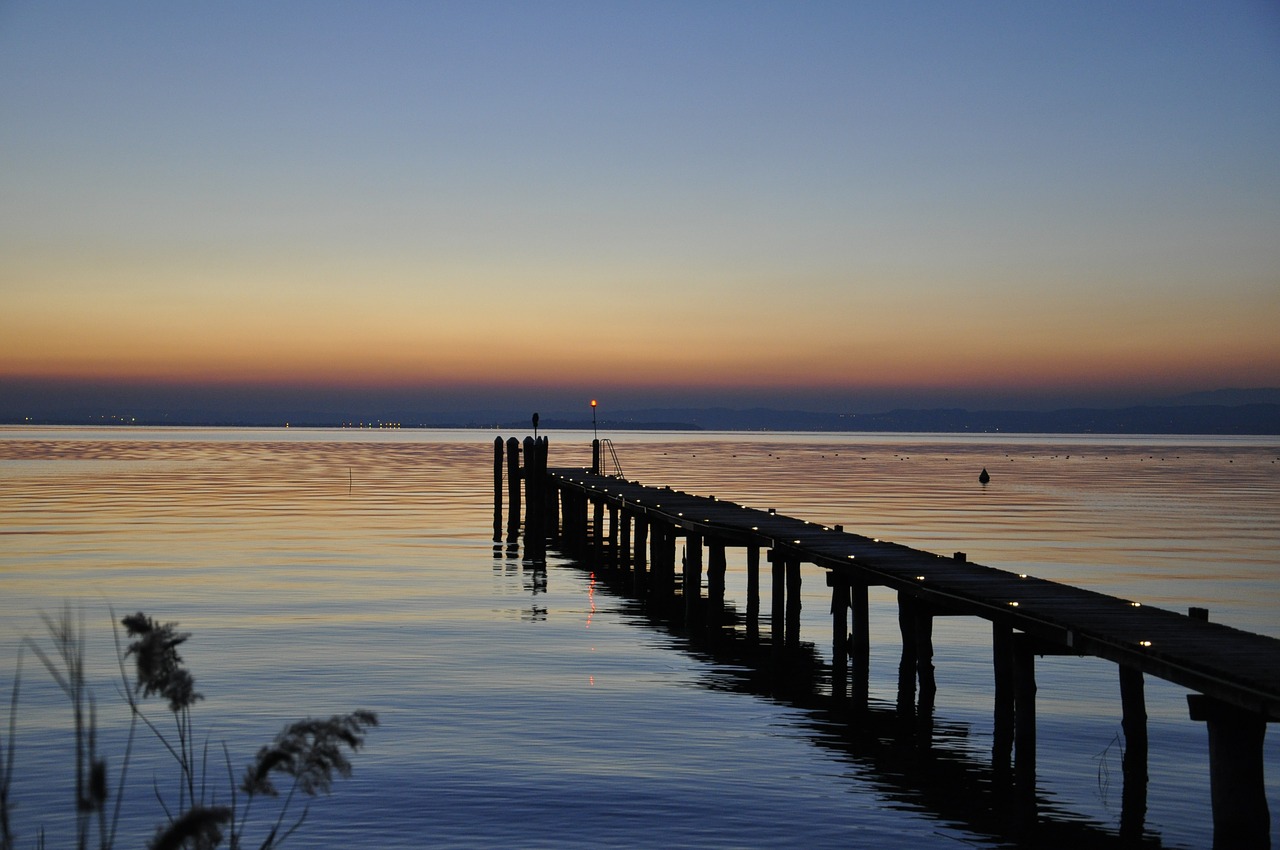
[828,574,850,696]
[707,539,726,630]
[785,555,802,649]
[771,550,785,653]
[684,533,703,626]
[850,581,869,708]
[1118,666,1148,843]
[992,623,1015,781]
[896,593,918,718]
[619,511,632,570]
[1013,633,1038,836]
[633,515,648,594]
[608,503,619,566]
[592,498,604,557]
[1188,695,1271,850]
[746,545,761,642]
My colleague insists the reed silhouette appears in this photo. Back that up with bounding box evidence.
[0,607,377,850]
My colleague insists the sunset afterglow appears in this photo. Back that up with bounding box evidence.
[2,3,1277,421]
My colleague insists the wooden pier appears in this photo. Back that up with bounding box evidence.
[495,437,1278,849]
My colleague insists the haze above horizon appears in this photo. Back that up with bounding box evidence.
[3,2,1278,421]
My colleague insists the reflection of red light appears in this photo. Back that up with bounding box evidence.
[586,572,596,628]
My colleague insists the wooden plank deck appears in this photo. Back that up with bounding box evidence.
[548,467,1280,720]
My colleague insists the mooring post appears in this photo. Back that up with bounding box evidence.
[746,545,761,642]
[493,437,503,542]
[1118,665,1148,844]
[684,532,703,626]
[505,437,521,544]
[785,555,802,649]
[538,437,555,542]
[1187,694,1271,850]
[522,436,542,560]
[592,438,600,475]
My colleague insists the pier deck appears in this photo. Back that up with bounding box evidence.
[547,468,1280,719]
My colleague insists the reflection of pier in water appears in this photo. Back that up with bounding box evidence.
[494,436,1278,849]
[577,562,1155,849]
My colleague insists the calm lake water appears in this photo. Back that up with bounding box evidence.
[1,427,1277,848]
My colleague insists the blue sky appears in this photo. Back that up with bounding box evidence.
[2,2,1278,419]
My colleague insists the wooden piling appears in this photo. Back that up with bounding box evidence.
[684,532,703,626]
[1118,665,1148,844]
[619,511,632,570]
[850,580,869,707]
[746,545,761,642]
[505,437,521,544]
[829,573,850,685]
[785,555,802,649]
[1013,634,1038,834]
[493,437,503,542]
[897,593,918,718]
[1188,695,1271,850]
[707,539,726,629]
[592,498,604,556]
[992,622,1015,781]
[771,550,785,652]
[608,503,619,566]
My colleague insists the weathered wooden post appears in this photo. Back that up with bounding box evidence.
[592,438,600,475]
[1187,695,1271,850]
[493,437,503,542]
[746,545,761,642]
[1118,666,1148,843]
[505,437,521,544]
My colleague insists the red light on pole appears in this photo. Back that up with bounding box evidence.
[590,399,598,441]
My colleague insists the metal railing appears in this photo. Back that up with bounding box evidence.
[599,438,624,478]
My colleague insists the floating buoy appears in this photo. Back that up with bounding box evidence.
[979,468,990,484]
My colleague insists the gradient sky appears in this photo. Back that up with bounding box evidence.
[2,2,1279,418]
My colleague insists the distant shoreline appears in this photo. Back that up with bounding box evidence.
[4,402,1278,435]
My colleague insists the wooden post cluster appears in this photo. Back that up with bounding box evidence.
[492,434,551,560]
